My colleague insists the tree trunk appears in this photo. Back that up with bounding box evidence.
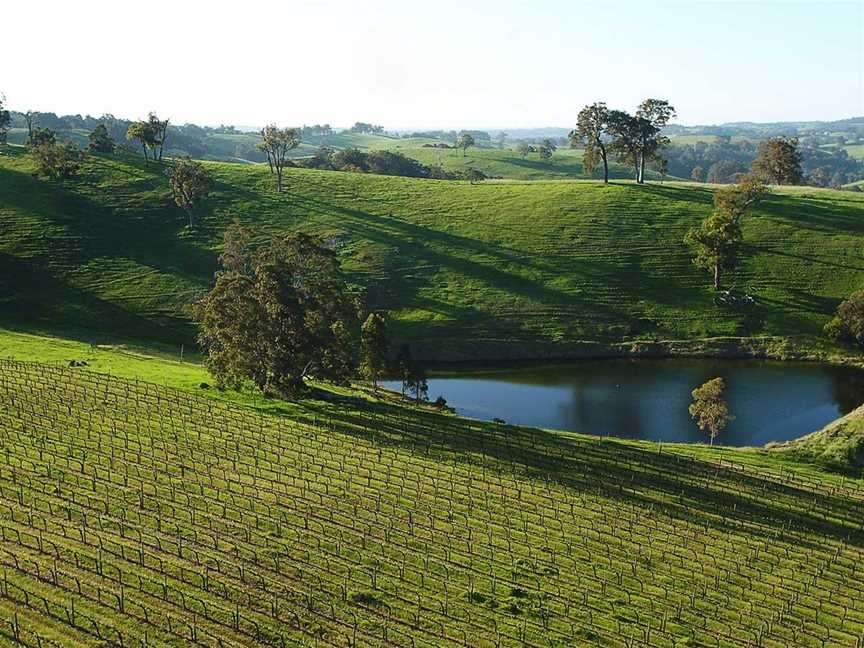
[600,146,609,184]
[276,167,283,192]
[639,153,646,184]
[713,264,721,291]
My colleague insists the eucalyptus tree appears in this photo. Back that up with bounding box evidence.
[570,102,612,182]
[258,124,300,192]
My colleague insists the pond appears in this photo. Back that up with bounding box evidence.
[382,359,864,446]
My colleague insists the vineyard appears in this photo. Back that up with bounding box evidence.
[0,360,863,647]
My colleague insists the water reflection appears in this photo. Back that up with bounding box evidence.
[382,359,864,446]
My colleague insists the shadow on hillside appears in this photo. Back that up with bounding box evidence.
[295,393,864,549]
[291,193,712,333]
[742,242,864,273]
[0,165,213,344]
[761,194,864,235]
[0,252,194,347]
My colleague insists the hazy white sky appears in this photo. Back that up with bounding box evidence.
[3,0,862,129]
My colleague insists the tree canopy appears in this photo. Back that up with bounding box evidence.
[689,377,733,446]
[0,94,10,145]
[752,136,802,185]
[570,102,611,182]
[258,125,300,192]
[167,157,213,227]
[31,140,85,180]
[194,228,359,398]
[685,175,765,291]
[360,312,389,390]
[457,133,475,157]
[87,124,115,153]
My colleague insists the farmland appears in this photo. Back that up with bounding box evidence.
[0,356,862,647]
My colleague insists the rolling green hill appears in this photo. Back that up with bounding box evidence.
[1,145,863,361]
[367,144,658,182]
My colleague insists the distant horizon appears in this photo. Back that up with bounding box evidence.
[6,105,863,135]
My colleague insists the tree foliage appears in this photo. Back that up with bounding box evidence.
[0,94,10,145]
[258,125,300,192]
[167,157,213,227]
[194,230,359,398]
[359,312,389,390]
[825,290,864,347]
[31,140,85,180]
[685,175,765,290]
[752,136,802,185]
[29,127,56,148]
[126,113,168,161]
[607,99,676,184]
[689,377,733,446]
[571,102,611,182]
[87,124,115,153]
[457,133,475,157]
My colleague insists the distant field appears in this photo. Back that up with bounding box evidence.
[1,145,862,361]
[844,143,864,159]
[667,134,749,146]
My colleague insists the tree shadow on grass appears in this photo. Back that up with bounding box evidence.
[294,393,864,549]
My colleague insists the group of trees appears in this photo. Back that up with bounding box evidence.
[669,135,859,188]
[349,122,385,134]
[0,95,10,145]
[126,113,169,161]
[517,139,557,160]
[298,146,487,182]
[194,223,424,402]
[570,99,676,183]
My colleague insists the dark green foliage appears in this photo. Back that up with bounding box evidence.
[167,157,212,227]
[395,345,427,402]
[570,102,611,182]
[607,99,676,184]
[29,127,56,148]
[87,124,115,153]
[825,290,864,346]
[752,136,803,185]
[194,230,359,398]
[31,140,85,180]
[0,94,10,145]
[359,312,388,390]
[298,146,483,181]
[685,176,764,290]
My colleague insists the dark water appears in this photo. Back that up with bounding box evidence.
[383,359,864,446]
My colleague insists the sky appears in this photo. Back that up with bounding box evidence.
[3,0,862,129]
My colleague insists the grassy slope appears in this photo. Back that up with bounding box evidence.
[0,345,862,646]
[372,144,660,181]
[2,145,863,360]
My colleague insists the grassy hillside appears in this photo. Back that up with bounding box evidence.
[1,145,863,360]
[369,144,658,182]
[0,352,862,647]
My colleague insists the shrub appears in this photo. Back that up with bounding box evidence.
[826,290,864,346]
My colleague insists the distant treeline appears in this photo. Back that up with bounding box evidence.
[665,136,861,187]
[296,146,489,181]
